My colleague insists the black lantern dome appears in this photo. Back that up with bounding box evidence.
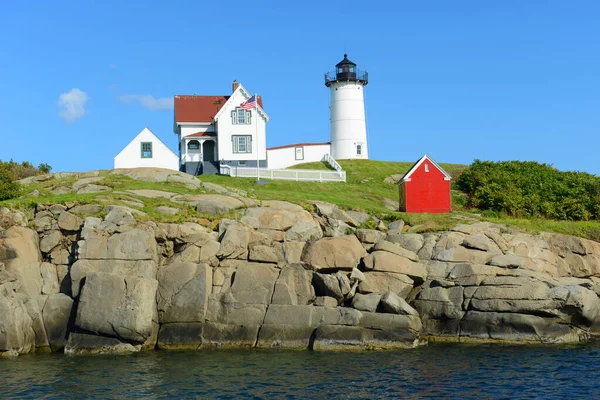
[336,54,357,80]
[325,54,368,87]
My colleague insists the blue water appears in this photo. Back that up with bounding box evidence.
[2,343,600,399]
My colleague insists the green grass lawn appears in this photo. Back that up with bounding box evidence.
[199,159,600,239]
[201,159,463,214]
[3,159,600,240]
[200,159,478,232]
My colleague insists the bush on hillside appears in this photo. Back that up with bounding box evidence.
[37,163,52,174]
[0,164,20,201]
[0,159,52,180]
[456,160,600,221]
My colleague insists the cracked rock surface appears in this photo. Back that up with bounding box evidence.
[2,199,600,356]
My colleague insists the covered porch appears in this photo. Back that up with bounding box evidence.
[180,134,218,175]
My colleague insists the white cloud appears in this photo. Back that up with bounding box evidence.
[57,88,89,124]
[118,94,173,111]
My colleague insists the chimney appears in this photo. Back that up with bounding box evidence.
[232,79,239,93]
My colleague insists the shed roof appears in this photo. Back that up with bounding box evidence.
[400,154,451,183]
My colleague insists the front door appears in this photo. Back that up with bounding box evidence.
[203,141,215,162]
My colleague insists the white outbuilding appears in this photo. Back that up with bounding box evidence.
[114,127,179,171]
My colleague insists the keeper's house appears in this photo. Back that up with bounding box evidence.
[173,81,268,176]
[399,154,452,213]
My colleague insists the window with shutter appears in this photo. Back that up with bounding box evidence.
[232,135,252,153]
[232,108,251,125]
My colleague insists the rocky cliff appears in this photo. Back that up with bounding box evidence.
[2,180,600,355]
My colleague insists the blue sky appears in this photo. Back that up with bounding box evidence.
[1,1,599,173]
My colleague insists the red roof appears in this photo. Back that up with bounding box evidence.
[174,95,230,123]
[174,94,265,124]
[267,142,331,151]
[187,131,217,137]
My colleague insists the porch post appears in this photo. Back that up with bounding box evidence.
[182,139,188,164]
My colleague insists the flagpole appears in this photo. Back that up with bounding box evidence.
[255,93,259,182]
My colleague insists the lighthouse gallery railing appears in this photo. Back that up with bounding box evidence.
[324,70,368,85]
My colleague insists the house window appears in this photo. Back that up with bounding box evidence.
[231,108,251,125]
[188,140,200,150]
[232,135,252,153]
[141,142,152,158]
[356,144,362,155]
[238,161,247,167]
[295,147,304,160]
[425,163,429,172]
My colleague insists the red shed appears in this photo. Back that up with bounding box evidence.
[398,154,452,213]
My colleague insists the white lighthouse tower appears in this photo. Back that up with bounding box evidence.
[325,54,369,160]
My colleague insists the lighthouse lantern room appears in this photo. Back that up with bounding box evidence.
[325,54,369,160]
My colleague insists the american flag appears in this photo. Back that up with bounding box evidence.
[240,95,257,110]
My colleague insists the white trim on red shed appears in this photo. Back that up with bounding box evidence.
[400,154,452,183]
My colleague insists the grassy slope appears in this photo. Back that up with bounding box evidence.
[201,159,472,232]
[205,160,466,209]
[180,159,600,239]
[203,159,412,212]
[3,159,600,240]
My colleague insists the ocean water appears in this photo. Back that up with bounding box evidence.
[2,343,600,399]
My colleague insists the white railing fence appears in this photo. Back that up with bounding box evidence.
[220,165,346,182]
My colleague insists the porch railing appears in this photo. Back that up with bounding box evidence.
[181,154,202,163]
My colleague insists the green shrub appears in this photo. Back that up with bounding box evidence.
[0,164,19,201]
[37,163,52,174]
[457,160,600,221]
[0,159,52,180]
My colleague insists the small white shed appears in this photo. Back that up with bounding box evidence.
[114,127,179,171]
